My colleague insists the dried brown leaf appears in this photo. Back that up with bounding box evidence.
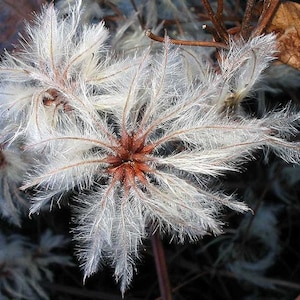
[266,1,300,70]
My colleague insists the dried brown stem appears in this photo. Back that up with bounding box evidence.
[217,0,224,20]
[252,0,280,36]
[201,0,229,42]
[151,231,172,300]
[240,0,256,39]
[202,24,216,35]
[146,30,228,49]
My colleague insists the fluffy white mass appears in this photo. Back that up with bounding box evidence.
[1,1,300,296]
[0,0,140,143]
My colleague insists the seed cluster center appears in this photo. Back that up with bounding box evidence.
[105,130,155,194]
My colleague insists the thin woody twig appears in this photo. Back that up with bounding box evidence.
[240,0,256,39]
[202,24,218,36]
[151,231,172,300]
[252,0,280,36]
[217,0,224,20]
[146,30,228,49]
[201,0,229,42]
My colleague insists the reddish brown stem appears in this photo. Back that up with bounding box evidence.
[151,231,172,300]
[217,0,224,20]
[240,0,256,39]
[146,30,228,49]
[201,0,229,42]
[252,0,280,37]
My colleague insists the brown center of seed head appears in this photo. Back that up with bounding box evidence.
[105,130,155,195]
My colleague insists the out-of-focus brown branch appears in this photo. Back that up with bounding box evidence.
[146,30,228,49]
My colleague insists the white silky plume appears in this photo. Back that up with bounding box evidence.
[2,1,300,296]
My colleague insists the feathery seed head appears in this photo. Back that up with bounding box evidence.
[216,34,277,113]
[0,1,139,142]
[3,1,300,296]
[23,39,285,293]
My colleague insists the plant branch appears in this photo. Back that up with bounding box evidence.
[151,230,172,300]
[146,30,228,49]
[217,0,224,20]
[252,0,280,36]
[201,0,229,42]
[240,0,256,39]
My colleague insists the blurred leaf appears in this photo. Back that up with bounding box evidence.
[266,1,300,70]
[0,0,45,53]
